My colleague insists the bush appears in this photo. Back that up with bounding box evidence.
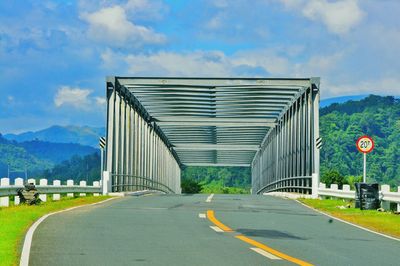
[321,170,347,188]
[181,179,202,194]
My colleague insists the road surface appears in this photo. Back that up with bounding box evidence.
[29,194,399,265]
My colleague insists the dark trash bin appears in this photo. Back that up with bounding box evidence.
[354,183,380,210]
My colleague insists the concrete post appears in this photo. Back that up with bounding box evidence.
[398,186,400,212]
[53,180,61,200]
[0,177,10,207]
[14,178,24,205]
[343,184,350,191]
[93,181,100,196]
[28,178,36,185]
[39,179,47,202]
[102,171,111,195]
[311,173,319,198]
[79,181,87,197]
[331,184,338,190]
[67,180,74,197]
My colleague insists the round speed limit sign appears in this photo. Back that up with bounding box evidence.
[356,136,374,153]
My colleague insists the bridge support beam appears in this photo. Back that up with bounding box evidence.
[105,77,181,194]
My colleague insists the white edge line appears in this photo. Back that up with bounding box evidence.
[206,193,214,203]
[20,197,118,266]
[210,226,224,232]
[199,213,206,218]
[295,199,400,242]
[250,247,282,260]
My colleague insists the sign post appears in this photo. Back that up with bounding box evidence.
[99,137,106,189]
[356,136,374,183]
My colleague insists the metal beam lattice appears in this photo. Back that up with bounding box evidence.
[105,77,320,195]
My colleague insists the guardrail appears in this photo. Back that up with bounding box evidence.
[318,183,400,211]
[0,177,101,208]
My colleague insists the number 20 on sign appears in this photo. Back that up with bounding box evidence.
[356,136,374,183]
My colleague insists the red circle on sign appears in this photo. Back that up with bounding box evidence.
[356,136,374,153]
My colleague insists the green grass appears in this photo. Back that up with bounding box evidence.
[299,198,400,238]
[0,195,111,266]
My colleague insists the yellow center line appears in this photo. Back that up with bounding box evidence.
[206,209,314,266]
[206,210,233,232]
[236,235,313,266]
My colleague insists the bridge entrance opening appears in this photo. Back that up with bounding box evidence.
[104,77,320,195]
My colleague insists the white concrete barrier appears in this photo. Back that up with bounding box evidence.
[93,181,100,196]
[53,180,61,201]
[67,179,74,197]
[0,178,10,207]
[79,181,87,197]
[39,179,48,202]
[0,177,102,208]
[14,178,24,205]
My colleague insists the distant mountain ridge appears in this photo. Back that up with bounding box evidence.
[320,95,368,108]
[0,134,98,179]
[4,125,105,148]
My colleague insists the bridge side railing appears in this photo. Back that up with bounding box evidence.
[110,174,175,194]
[318,183,400,211]
[0,177,101,208]
[256,176,312,194]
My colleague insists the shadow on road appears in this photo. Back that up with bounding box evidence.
[236,228,307,240]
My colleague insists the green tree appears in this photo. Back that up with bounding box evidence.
[181,179,202,194]
[321,170,347,188]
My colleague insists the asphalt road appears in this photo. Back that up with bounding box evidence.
[29,194,399,265]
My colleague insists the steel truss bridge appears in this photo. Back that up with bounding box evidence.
[104,77,320,195]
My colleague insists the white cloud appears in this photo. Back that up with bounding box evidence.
[125,0,166,19]
[95,97,106,105]
[80,5,165,47]
[125,50,232,76]
[206,13,226,30]
[54,86,92,108]
[324,78,400,98]
[101,48,299,77]
[100,46,400,99]
[293,52,344,77]
[279,0,365,35]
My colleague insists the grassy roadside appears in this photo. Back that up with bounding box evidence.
[299,198,400,239]
[0,196,111,266]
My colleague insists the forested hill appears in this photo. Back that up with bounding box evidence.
[0,134,98,178]
[320,95,400,186]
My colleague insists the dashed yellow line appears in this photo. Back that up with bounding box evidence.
[206,209,314,266]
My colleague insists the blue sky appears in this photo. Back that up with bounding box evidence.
[1,0,399,133]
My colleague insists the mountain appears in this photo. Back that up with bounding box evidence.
[0,136,53,178]
[320,95,400,186]
[4,125,105,148]
[0,134,98,179]
[320,95,368,108]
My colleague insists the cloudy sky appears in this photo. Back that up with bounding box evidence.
[1,0,399,133]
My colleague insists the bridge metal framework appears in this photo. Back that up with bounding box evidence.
[104,77,320,195]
